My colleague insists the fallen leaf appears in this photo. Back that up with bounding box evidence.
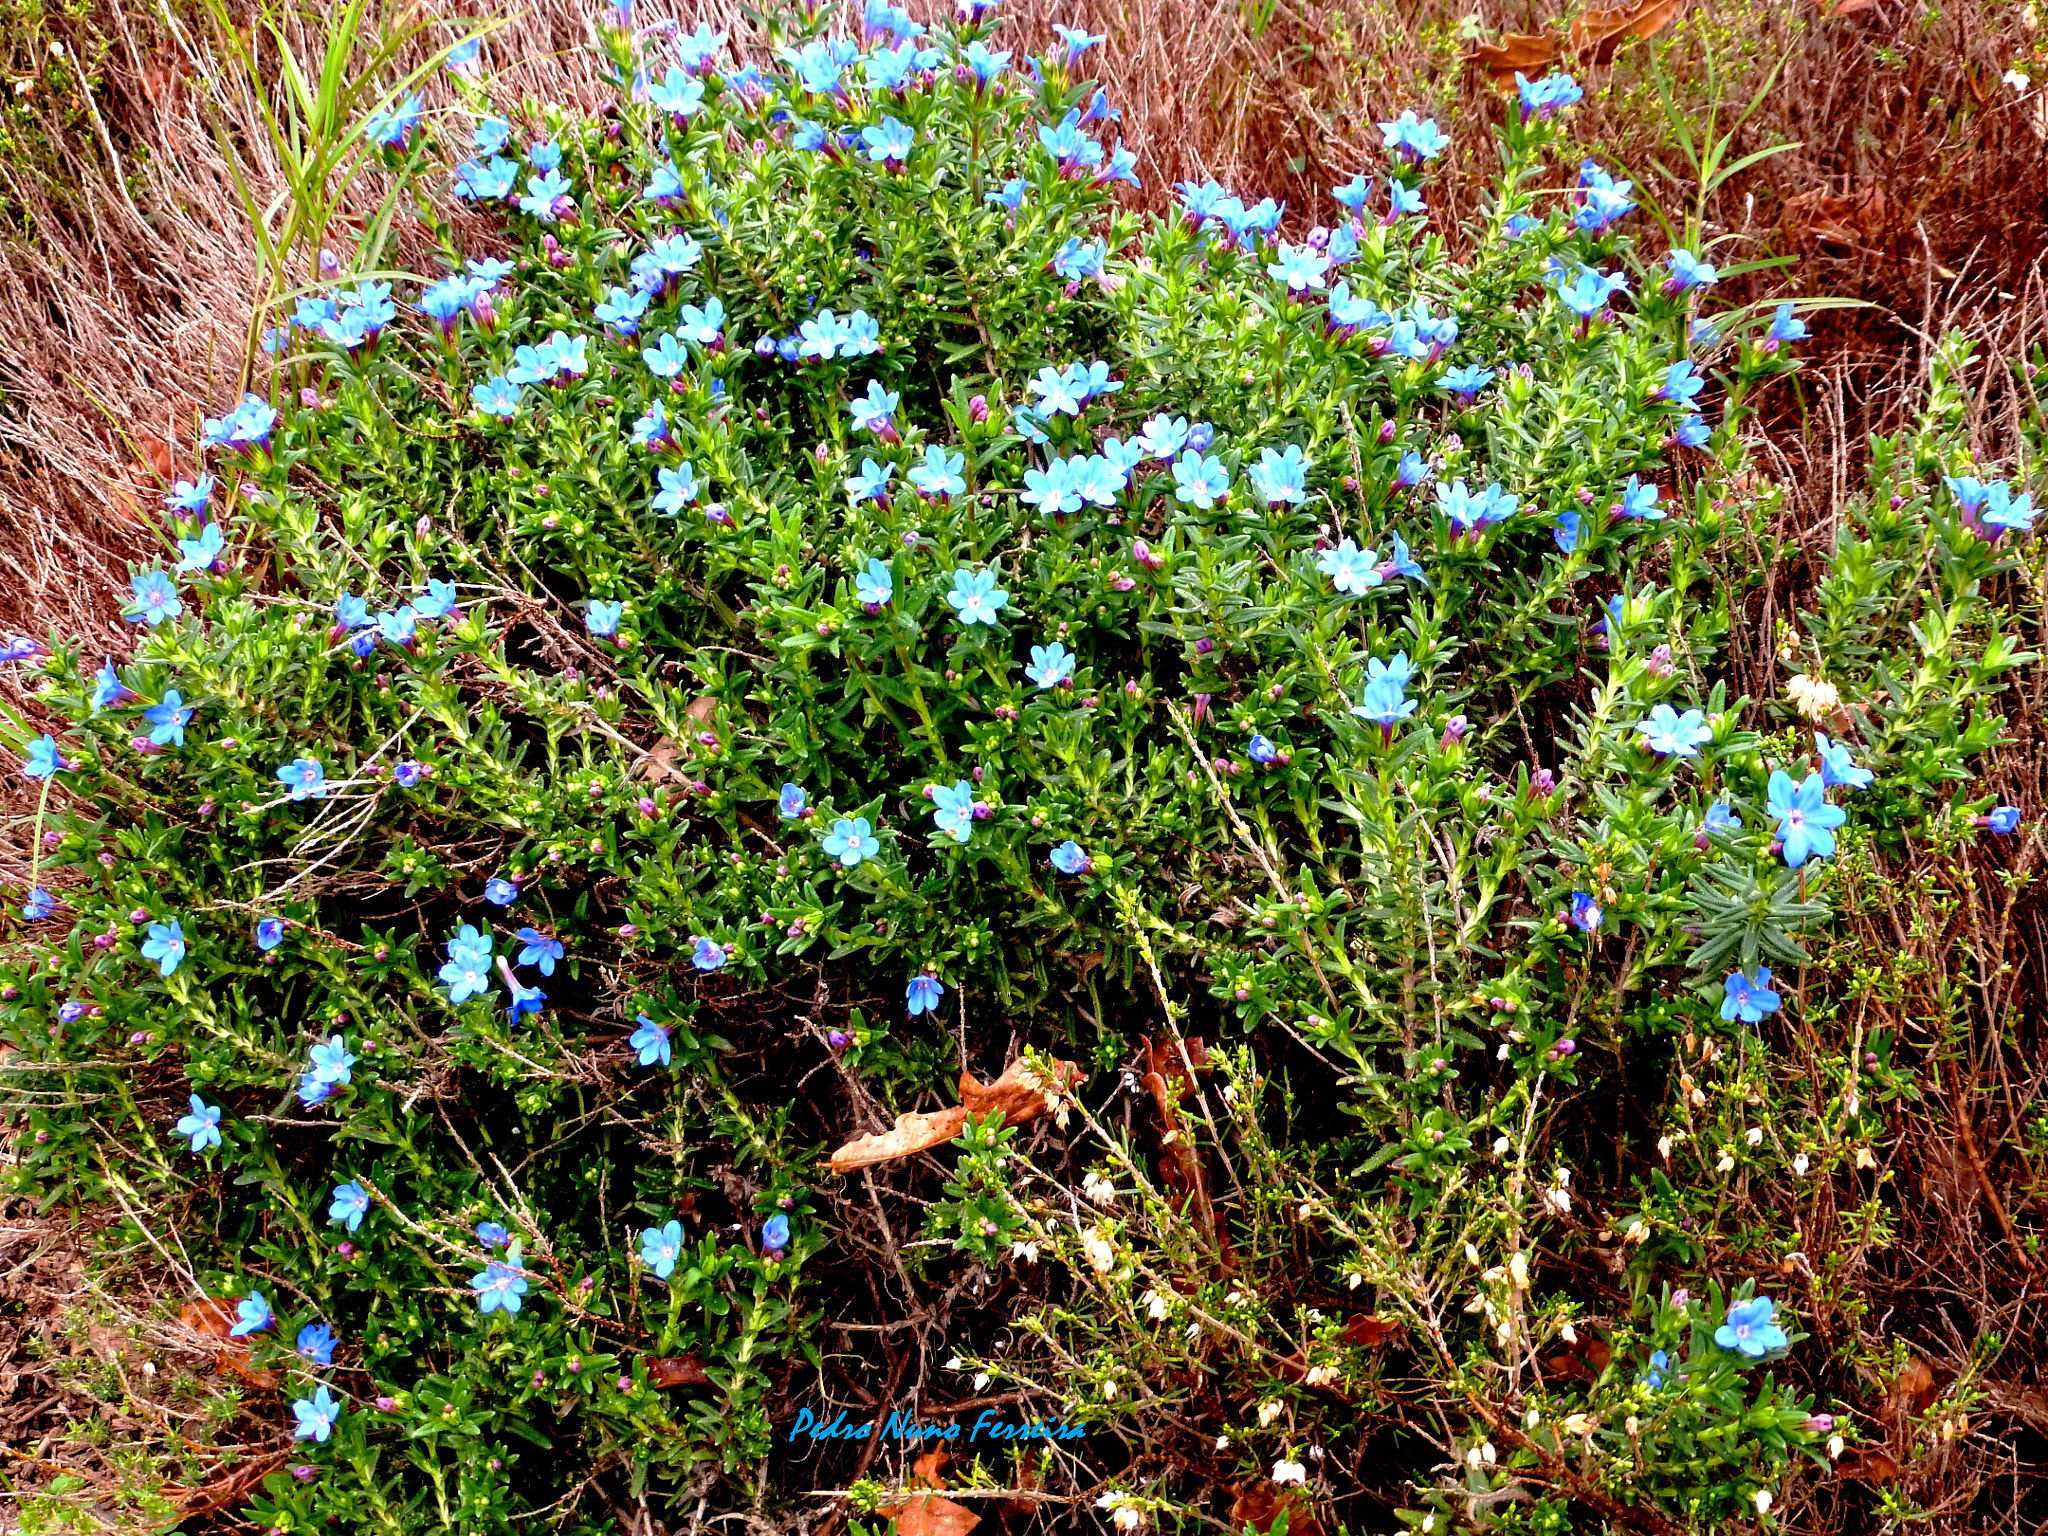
[1230,1481,1327,1536]
[685,694,719,724]
[1571,0,1678,64]
[877,1492,980,1536]
[178,1297,277,1388]
[1465,33,1562,82]
[830,1056,1085,1174]
[646,1355,709,1388]
[1820,0,1879,15]
[632,737,688,783]
[1542,1333,1613,1382]
[1836,1448,1902,1482]
[910,1448,948,1487]
[1891,1354,1940,1415]
[1143,1035,1211,1101]
[1340,1313,1396,1348]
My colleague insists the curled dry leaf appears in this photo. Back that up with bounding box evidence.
[1230,1481,1327,1536]
[1465,33,1563,82]
[685,694,719,725]
[1339,1313,1396,1348]
[177,1297,277,1389]
[828,1056,1086,1174]
[909,1447,948,1487]
[877,1492,980,1536]
[1835,1448,1902,1483]
[1783,184,1888,249]
[1571,0,1679,64]
[631,737,688,783]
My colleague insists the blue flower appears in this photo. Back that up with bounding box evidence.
[1714,1295,1789,1358]
[1050,840,1089,874]
[1318,539,1381,596]
[1378,108,1448,163]
[654,462,701,517]
[1022,459,1084,518]
[1988,805,2022,834]
[640,1220,684,1279]
[176,1094,222,1152]
[165,475,215,515]
[23,887,55,921]
[1653,361,1703,408]
[1766,770,1847,868]
[125,570,184,627]
[515,928,564,975]
[845,458,894,505]
[1515,70,1582,120]
[677,298,725,346]
[776,784,808,822]
[584,600,623,640]
[174,521,225,575]
[1814,732,1873,790]
[394,760,425,788]
[1386,181,1427,220]
[477,1220,509,1248]
[761,1213,791,1252]
[1436,479,1519,534]
[1025,642,1076,690]
[376,607,417,646]
[1266,243,1331,293]
[1052,21,1105,64]
[1642,1349,1672,1388]
[276,757,327,801]
[861,115,914,164]
[415,578,458,620]
[853,559,895,611]
[137,690,194,749]
[472,1253,529,1315]
[1249,445,1308,505]
[849,380,900,436]
[1439,364,1495,406]
[1765,303,1807,346]
[329,1181,369,1231]
[299,1071,334,1107]
[1569,891,1602,933]
[309,1035,355,1086]
[297,1322,337,1365]
[1704,801,1742,835]
[1665,249,1718,292]
[1574,160,1636,231]
[1333,172,1373,210]
[692,937,727,971]
[1172,452,1231,509]
[518,168,574,221]
[946,568,1009,626]
[822,818,880,867]
[1982,481,2036,536]
[141,919,187,977]
[931,781,976,843]
[92,660,138,711]
[906,972,945,1016]
[1351,659,1417,734]
[453,156,518,201]
[230,1292,274,1338]
[1720,967,1781,1024]
[648,69,706,117]
[200,394,277,452]
[1634,704,1712,758]
[1554,510,1583,554]
[472,376,520,417]
[631,1014,672,1067]
[1674,416,1712,449]
[292,1385,344,1442]
[1248,734,1279,764]
[439,925,496,1004]
[1556,266,1627,319]
[988,177,1026,211]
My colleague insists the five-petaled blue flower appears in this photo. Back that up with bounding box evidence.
[585,600,623,639]
[126,570,183,627]
[631,1013,672,1067]
[778,783,807,820]
[484,877,519,907]
[176,1093,222,1152]
[1633,704,1712,758]
[308,1034,355,1087]
[906,971,945,1016]
[762,1213,791,1252]
[1317,539,1381,596]
[477,1220,509,1248]
[516,927,564,975]
[1714,1295,1789,1358]
[329,1180,369,1231]
[254,916,284,951]
[297,1323,337,1365]
[1721,968,1781,1024]
[292,1385,343,1442]
[1171,452,1231,509]
[849,380,900,436]
[277,757,327,801]
[1815,732,1873,790]
[24,734,67,780]
[1766,770,1847,868]
[1569,892,1602,933]
[1988,805,2022,834]
[946,568,1008,626]
[931,781,977,843]
[855,559,894,609]
[1025,642,1075,690]
[1050,840,1090,875]
[822,817,880,867]
[861,116,914,164]
[141,919,187,977]
[472,1253,529,1315]
[640,1220,684,1279]
[1765,304,1806,346]
[1249,445,1308,505]
[692,937,727,971]
[231,1291,274,1338]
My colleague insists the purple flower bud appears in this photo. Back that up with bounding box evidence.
[1440,714,1468,748]
[376,1395,398,1411]
[532,1371,547,1389]
[1195,638,1214,655]
[971,801,991,820]
[637,797,657,817]
[1191,693,1212,724]
[618,924,639,939]
[1377,419,1397,444]
[291,1464,318,1482]
[968,394,989,424]
[827,1029,852,1050]
[1532,768,1556,795]
[1805,1414,1835,1434]
[617,1375,633,1392]
[1670,1288,1690,1307]
[338,1241,356,1258]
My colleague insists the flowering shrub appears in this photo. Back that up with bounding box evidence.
[0,3,2037,1531]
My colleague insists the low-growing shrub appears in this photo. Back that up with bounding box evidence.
[1,4,2039,1531]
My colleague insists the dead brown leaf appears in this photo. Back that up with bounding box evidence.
[178,1297,277,1389]
[685,694,718,724]
[646,1355,709,1388]
[877,1492,980,1536]
[1339,1313,1396,1348]
[1230,1481,1327,1536]
[827,1054,1086,1174]
[1819,0,1879,16]
[909,1448,948,1487]
[632,737,688,783]
[1836,1448,1902,1483]
[1571,0,1678,64]
[1464,33,1563,82]
[1890,1354,1940,1416]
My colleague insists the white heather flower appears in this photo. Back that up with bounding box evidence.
[1082,1230,1116,1273]
[1657,1134,1673,1161]
[1464,1242,1481,1265]
[973,1372,990,1391]
[1625,1415,1640,1436]
[1508,1251,1530,1289]
[1219,1081,1236,1103]
[1304,1364,1337,1387]
[1258,1399,1284,1428]
[1622,1218,1648,1245]
[1102,1376,1117,1399]
[1754,1488,1773,1515]
[1082,1169,1117,1206]
[1466,1445,1483,1468]
[1297,1201,1316,1219]
[1524,1407,1542,1429]
[1786,672,1840,722]
[1494,1320,1512,1346]
[1184,1320,1201,1341]
[2006,67,2032,91]
[1793,1153,1810,1176]
[1856,1146,1878,1170]
[1346,1271,1363,1290]
[1480,1441,1496,1465]
[1563,1413,1598,1436]
[1012,1240,1039,1263]
[1144,1288,1170,1321]
[1560,1322,1578,1344]
[1492,1135,1511,1155]
[1716,1148,1736,1173]
[1225,1288,1248,1307]
[1745,1126,1764,1147]
[1112,1504,1143,1533]
[1827,1434,1845,1459]
[1215,1434,1230,1450]
[945,1356,963,1370]
[1270,1457,1306,1486]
